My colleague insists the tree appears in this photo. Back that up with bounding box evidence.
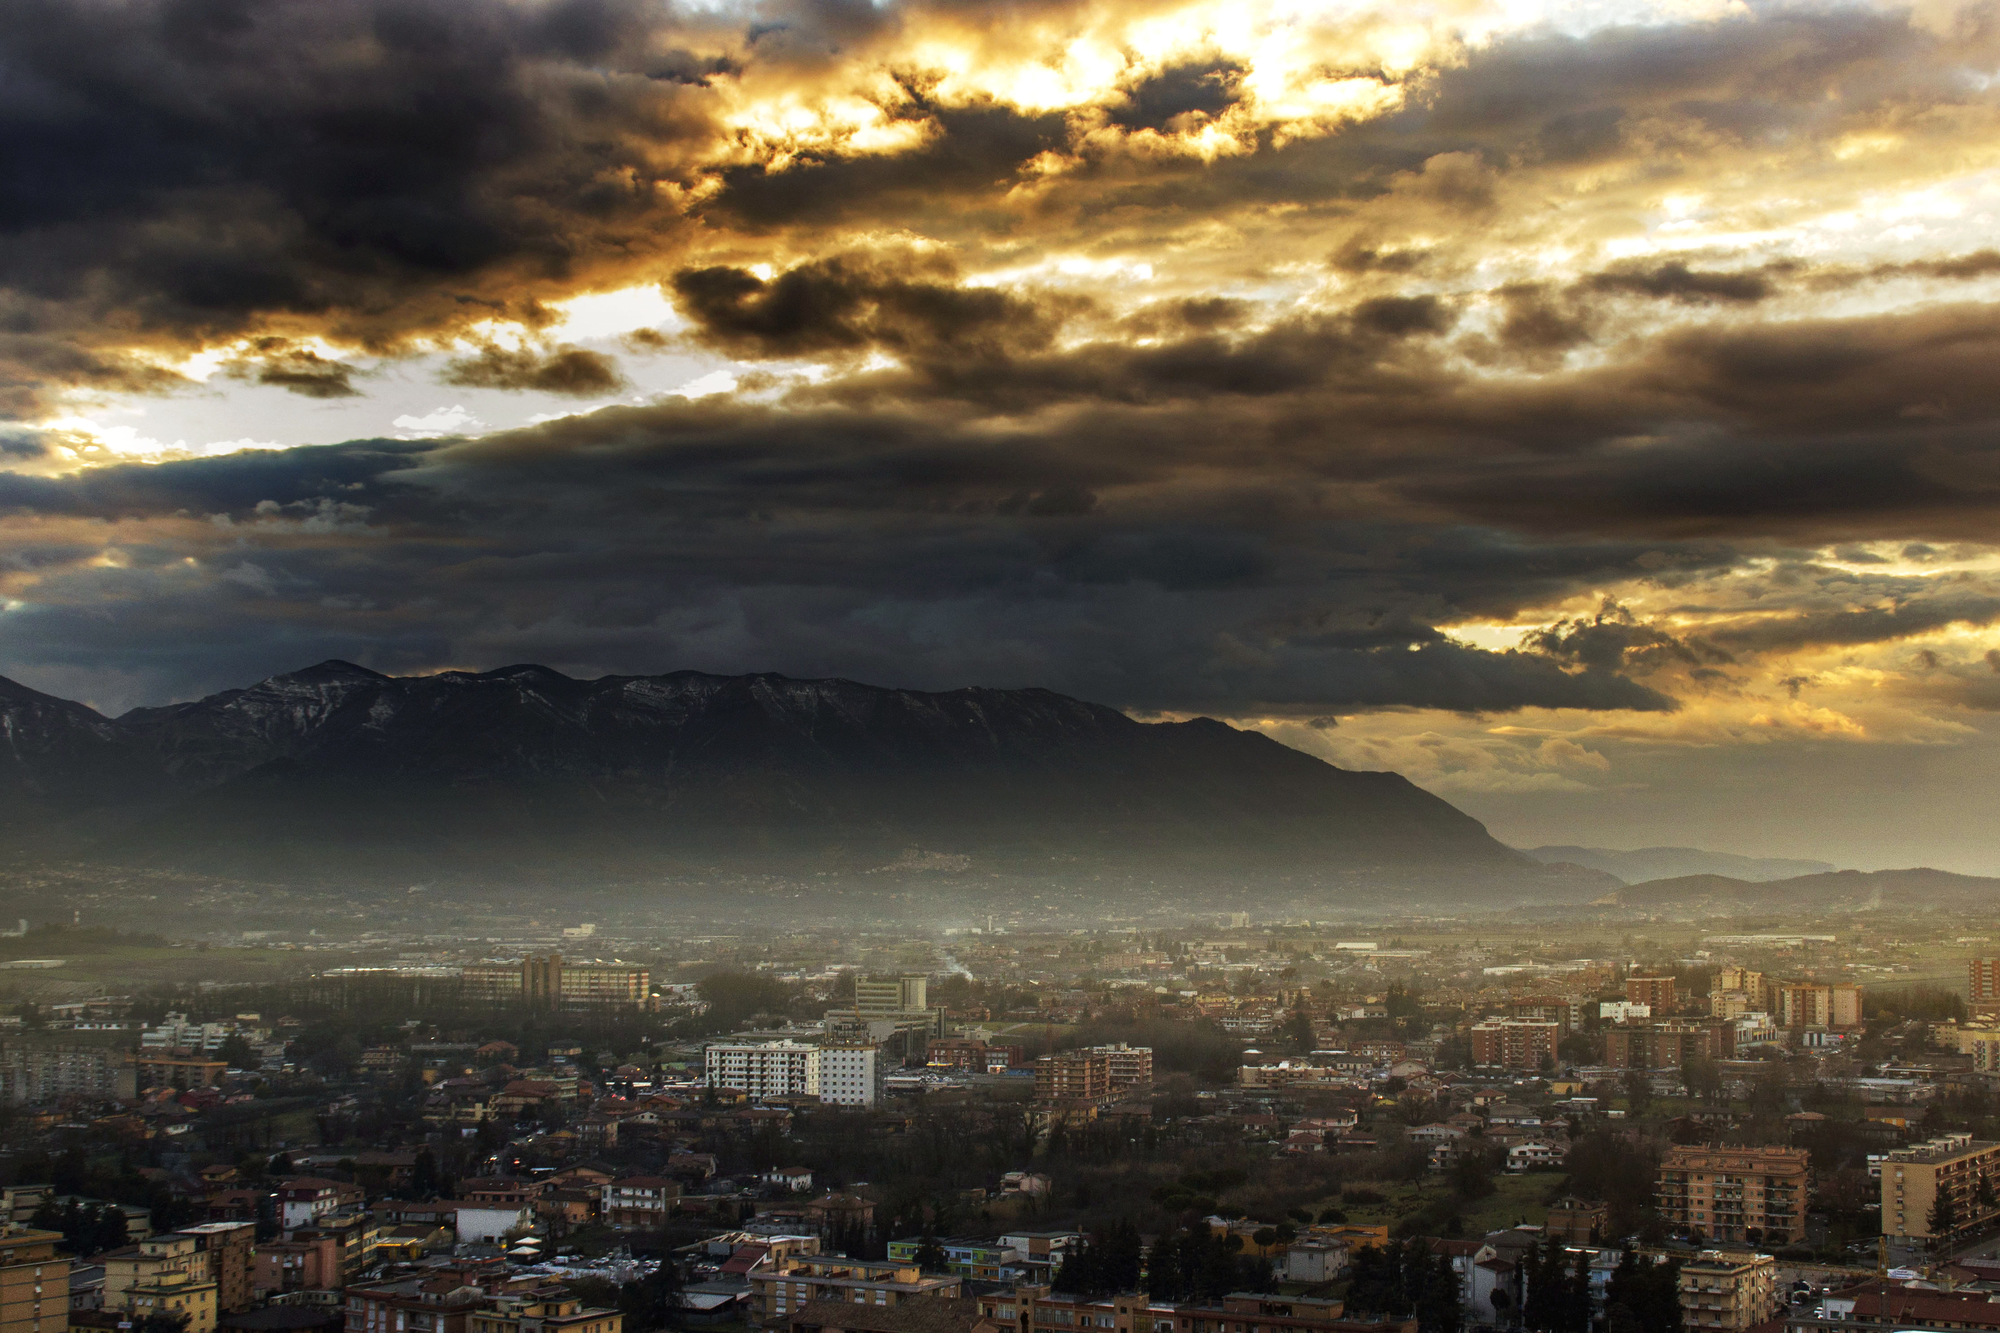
[131,1315,191,1333]
[913,1232,949,1275]
[1680,1057,1722,1104]
[1622,1070,1652,1116]
[1929,1191,1959,1241]
[1416,1250,1464,1333]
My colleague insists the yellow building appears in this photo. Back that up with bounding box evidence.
[750,1255,961,1322]
[127,1270,218,1333]
[1951,1026,2000,1073]
[1656,1145,1809,1245]
[1678,1251,1778,1333]
[0,1229,70,1333]
[1880,1134,2000,1243]
[470,1293,620,1333]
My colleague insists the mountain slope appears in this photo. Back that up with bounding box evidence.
[1522,844,1836,884]
[1600,867,2000,913]
[0,662,1540,883]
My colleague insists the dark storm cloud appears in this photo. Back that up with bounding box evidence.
[0,0,723,388]
[0,403,1709,714]
[222,341,362,398]
[670,252,1072,361]
[441,343,627,395]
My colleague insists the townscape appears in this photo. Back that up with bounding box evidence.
[7,911,2000,1333]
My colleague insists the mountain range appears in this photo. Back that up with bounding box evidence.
[0,661,1564,886]
[1521,844,1836,884]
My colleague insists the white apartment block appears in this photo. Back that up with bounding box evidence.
[814,1044,882,1107]
[706,1041,819,1099]
[704,1040,882,1107]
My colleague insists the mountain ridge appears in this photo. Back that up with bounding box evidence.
[1522,843,1837,884]
[0,660,1554,886]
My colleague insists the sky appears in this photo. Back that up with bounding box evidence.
[6,0,2000,871]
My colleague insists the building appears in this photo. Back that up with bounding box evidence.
[814,1044,883,1108]
[1879,1134,2000,1245]
[101,1227,252,1321]
[1775,984,1863,1029]
[1656,1145,1810,1245]
[343,1276,488,1333]
[1469,1019,1559,1071]
[1678,1251,1778,1332]
[277,1180,364,1231]
[1626,976,1678,1011]
[1033,1052,1109,1104]
[1088,1045,1155,1090]
[252,1237,340,1299]
[0,1037,137,1104]
[750,1255,961,1323]
[1544,1199,1608,1244]
[128,1272,218,1333]
[926,1041,1024,1075]
[1603,1021,1736,1069]
[786,1298,998,1333]
[458,956,650,1010]
[1952,1027,2000,1072]
[600,1178,682,1231]
[1508,998,1574,1032]
[885,1239,1021,1283]
[468,1291,620,1333]
[1971,959,2000,1005]
[702,1042,883,1107]
[706,1042,820,1100]
[1,1229,70,1333]
[854,977,928,1015]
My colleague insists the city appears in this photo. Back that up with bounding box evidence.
[8,911,2000,1333]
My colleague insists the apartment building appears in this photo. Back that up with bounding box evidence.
[1469,1019,1559,1071]
[1775,984,1863,1029]
[600,1178,682,1231]
[854,977,928,1015]
[344,1276,489,1333]
[0,1229,69,1333]
[1971,959,2000,1005]
[1508,998,1574,1032]
[1952,1027,2000,1072]
[278,1179,366,1230]
[814,1044,883,1108]
[460,956,650,1010]
[1879,1134,2000,1244]
[1604,1020,1736,1069]
[1090,1044,1155,1090]
[926,1040,1024,1074]
[1033,1052,1109,1104]
[702,1041,883,1107]
[885,1238,1022,1283]
[102,1226,253,1322]
[706,1042,820,1100]
[1679,1252,1779,1333]
[0,1036,137,1104]
[128,1270,217,1333]
[1627,976,1678,1011]
[468,1291,621,1333]
[750,1254,961,1322]
[1657,1145,1809,1245]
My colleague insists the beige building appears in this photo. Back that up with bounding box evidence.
[128,1270,217,1333]
[1880,1134,2000,1243]
[751,1254,961,1323]
[1678,1251,1778,1332]
[0,1229,69,1333]
[1657,1145,1810,1245]
[853,976,928,1014]
[1774,983,1863,1029]
[1954,1026,2000,1073]
[1034,1051,1108,1104]
[459,956,649,1009]
[469,1291,621,1333]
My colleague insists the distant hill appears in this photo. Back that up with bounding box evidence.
[1522,844,1836,884]
[0,660,1561,887]
[1594,867,2000,913]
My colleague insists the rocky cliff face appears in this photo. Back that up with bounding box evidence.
[0,661,1536,882]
